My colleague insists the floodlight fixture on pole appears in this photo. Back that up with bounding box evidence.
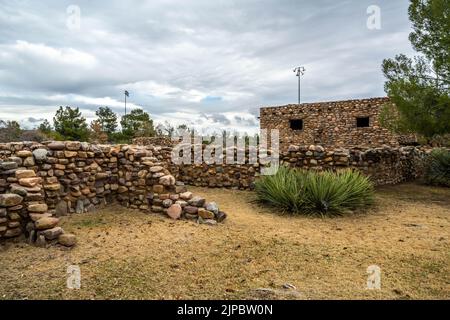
[293,66,305,105]
[124,90,129,116]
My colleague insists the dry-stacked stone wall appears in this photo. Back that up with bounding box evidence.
[164,144,428,189]
[1,139,430,246]
[260,97,417,152]
[132,136,176,147]
[0,141,227,246]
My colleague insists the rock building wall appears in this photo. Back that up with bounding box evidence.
[259,97,416,152]
[166,144,428,189]
[0,141,227,245]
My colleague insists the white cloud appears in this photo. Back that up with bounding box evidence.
[10,40,97,68]
[0,0,415,133]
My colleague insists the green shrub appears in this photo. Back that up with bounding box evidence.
[255,167,374,216]
[254,166,305,213]
[424,149,450,187]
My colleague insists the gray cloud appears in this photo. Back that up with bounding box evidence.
[0,0,415,134]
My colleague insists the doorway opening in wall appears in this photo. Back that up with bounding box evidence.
[290,119,303,130]
[356,117,370,128]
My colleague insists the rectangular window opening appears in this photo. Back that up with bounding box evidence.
[356,117,370,128]
[290,119,303,130]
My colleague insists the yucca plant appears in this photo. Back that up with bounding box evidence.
[255,166,374,216]
[303,169,374,215]
[425,149,450,187]
[254,166,305,213]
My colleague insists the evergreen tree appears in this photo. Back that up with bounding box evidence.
[53,106,89,141]
[381,0,450,142]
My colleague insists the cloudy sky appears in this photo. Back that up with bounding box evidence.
[0,0,415,134]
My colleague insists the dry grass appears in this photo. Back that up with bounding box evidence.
[0,183,449,300]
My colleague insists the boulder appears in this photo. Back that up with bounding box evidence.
[10,184,28,197]
[58,233,77,247]
[16,150,32,157]
[27,203,48,213]
[65,141,81,150]
[175,185,187,193]
[47,142,65,150]
[30,213,52,222]
[152,184,164,193]
[179,192,193,200]
[162,199,173,208]
[188,196,205,207]
[184,206,198,215]
[4,228,22,238]
[216,211,227,222]
[0,162,18,170]
[44,183,61,191]
[19,177,42,188]
[35,217,59,230]
[167,204,182,220]
[151,205,163,213]
[149,166,164,173]
[0,194,23,207]
[33,148,48,162]
[95,172,109,180]
[175,200,188,207]
[23,156,35,167]
[198,208,215,219]
[15,169,36,179]
[205,202,219,214]
[159,175,176,186]
[41,227,63,240]
[55,201,68,216]
[64,151,78,158]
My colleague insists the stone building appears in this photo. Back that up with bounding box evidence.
[259,97,414,151]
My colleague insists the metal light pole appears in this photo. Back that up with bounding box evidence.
[293,66,305,104]
[124,90,129,116]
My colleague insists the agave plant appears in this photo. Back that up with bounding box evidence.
[425,149,450,187]
[303,170,374,215]
[254,166,305,213]
[255,166,374,216]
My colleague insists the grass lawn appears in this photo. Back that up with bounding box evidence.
[0,183,449,300]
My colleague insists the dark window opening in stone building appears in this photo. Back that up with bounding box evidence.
[290,119,303,130]
[356,117,370,128]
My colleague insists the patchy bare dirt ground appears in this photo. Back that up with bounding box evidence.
[0,183,449,300]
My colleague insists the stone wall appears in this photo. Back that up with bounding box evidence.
[166,144,428,189]
[259,97,417,152]
[0,139,430,246]
[0,141,227,246]
[132,136,176,147]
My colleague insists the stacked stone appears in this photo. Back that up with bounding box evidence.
[1,140,228,247]
[132,136,177,147]
[282,144,428,185]
[40,141,118,215]
[168,144,262,190]
[0,156,35,240]
[160,143,429,189]
[259,97,418,152]
[109,145,228,224]
[0,153,76,246]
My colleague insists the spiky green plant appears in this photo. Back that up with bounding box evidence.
[424,149,450,187]
[303,169,374,215]
[254,166,305,213]
[255,167,374,216]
